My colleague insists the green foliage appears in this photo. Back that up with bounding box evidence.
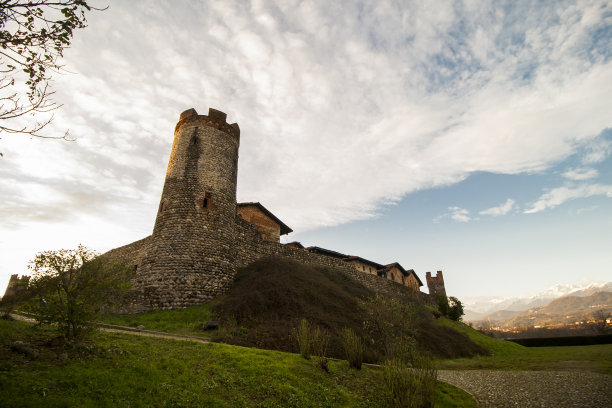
[440,342,612,374]
[341,327,365,369]
[294,318,313,360]
[311,326,331,372]
[114,257,488,361]
[436,295,464,322]
[101,302,216,335]
[439,319,522,356]
[26,245,131,340]
[382,342,438,408]
[0,319,477,407]
[0,1,103,138]
[362,294,418,360]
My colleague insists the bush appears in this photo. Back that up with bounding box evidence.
[312,326,330,372]
[293,319,331,371]
[341,327,364,369]
[436,295,464,322]
[294,319,313,360]
[362,295,417,360]
[26,245,131,340]
[382,343,437,408]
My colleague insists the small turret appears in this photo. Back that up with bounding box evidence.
[426,271,447,297]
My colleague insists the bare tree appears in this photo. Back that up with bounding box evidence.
[591,309,610,335]
[0,0,104,150]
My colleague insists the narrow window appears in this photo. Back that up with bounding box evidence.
[199,192,213,210]
[159,199,168,212]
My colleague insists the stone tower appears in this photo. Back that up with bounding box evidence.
[134,108,240,309]
[426,271,447,298]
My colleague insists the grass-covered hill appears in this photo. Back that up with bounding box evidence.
[0,319,477,408]
[209,257,488,361]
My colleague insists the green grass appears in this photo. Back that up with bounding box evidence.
[436,319,612,374]
[439,319,524,356]
[100,302,216,336]
[0,319,476,407]
[440,342,612,374]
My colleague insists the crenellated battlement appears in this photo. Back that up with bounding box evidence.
[99,107,444,311]
[426,271,447,297]
[175,108,240,143]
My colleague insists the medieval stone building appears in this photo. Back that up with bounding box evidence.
[101,108,446,310]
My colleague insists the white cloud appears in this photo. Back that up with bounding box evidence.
[581,135,612,164]
[480,199,517,216]
[524,184,612,214]
[435,206,478,223]
[562,167,600,180]
[2,1,612,285]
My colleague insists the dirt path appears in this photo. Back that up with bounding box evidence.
[12,314,611,407]
[438,369,612,408]
[10,314,212,345]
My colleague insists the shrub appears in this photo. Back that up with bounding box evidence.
[312,326,330,372]
[362,294,417,360]
[26,245,131,340]
[436,295,464,322]
[293,318,313,360]
[382,343,437,408]
[341,327,364,369]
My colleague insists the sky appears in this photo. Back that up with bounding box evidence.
[1,0,611,300]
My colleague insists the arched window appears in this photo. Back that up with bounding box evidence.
[159,199,168,212]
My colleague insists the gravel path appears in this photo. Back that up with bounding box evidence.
[438,370,612,408]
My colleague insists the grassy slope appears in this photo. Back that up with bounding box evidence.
[0,320,476,408]
[439,319,612,374]
[101,302,216,336]
[102,257,487,360]
[210,257,487,360]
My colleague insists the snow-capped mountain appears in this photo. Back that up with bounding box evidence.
[462,281,612,322]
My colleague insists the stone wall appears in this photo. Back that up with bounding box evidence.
[426,271,447,298]
[133,108,241,310]
[97,107,434,311]
[99,236,151,268]
[405,273,421,292]
[346,259,379,275]
[234,217,429,303]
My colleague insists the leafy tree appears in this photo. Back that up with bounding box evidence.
[0,0,104,144]
[436,294,464,322]
[26,244,131,339]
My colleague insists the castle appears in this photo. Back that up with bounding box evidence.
[95,108,446,310]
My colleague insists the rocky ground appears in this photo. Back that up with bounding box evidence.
[439,369,612,408]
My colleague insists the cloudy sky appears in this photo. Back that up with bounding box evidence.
[1,0,611,299]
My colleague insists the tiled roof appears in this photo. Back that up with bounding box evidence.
[237,202,293,235]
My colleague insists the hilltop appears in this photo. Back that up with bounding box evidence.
[198,257,486,360]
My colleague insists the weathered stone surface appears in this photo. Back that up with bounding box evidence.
[426,271,447,298]
[100,107,442,311]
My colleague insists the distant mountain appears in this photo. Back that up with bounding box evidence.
[475,291,612,329]
[462,281,612,322]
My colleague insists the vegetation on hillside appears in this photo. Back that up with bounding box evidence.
[0,319,476,407]
[209,257,488,361]
[11,245,132,340]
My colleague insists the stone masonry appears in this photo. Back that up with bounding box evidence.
[426,271,447,298]
[101,108,445,310]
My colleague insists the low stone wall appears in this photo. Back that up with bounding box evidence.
[235,217,430,303]
[99,236,151,267]
[101,217,431,311]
